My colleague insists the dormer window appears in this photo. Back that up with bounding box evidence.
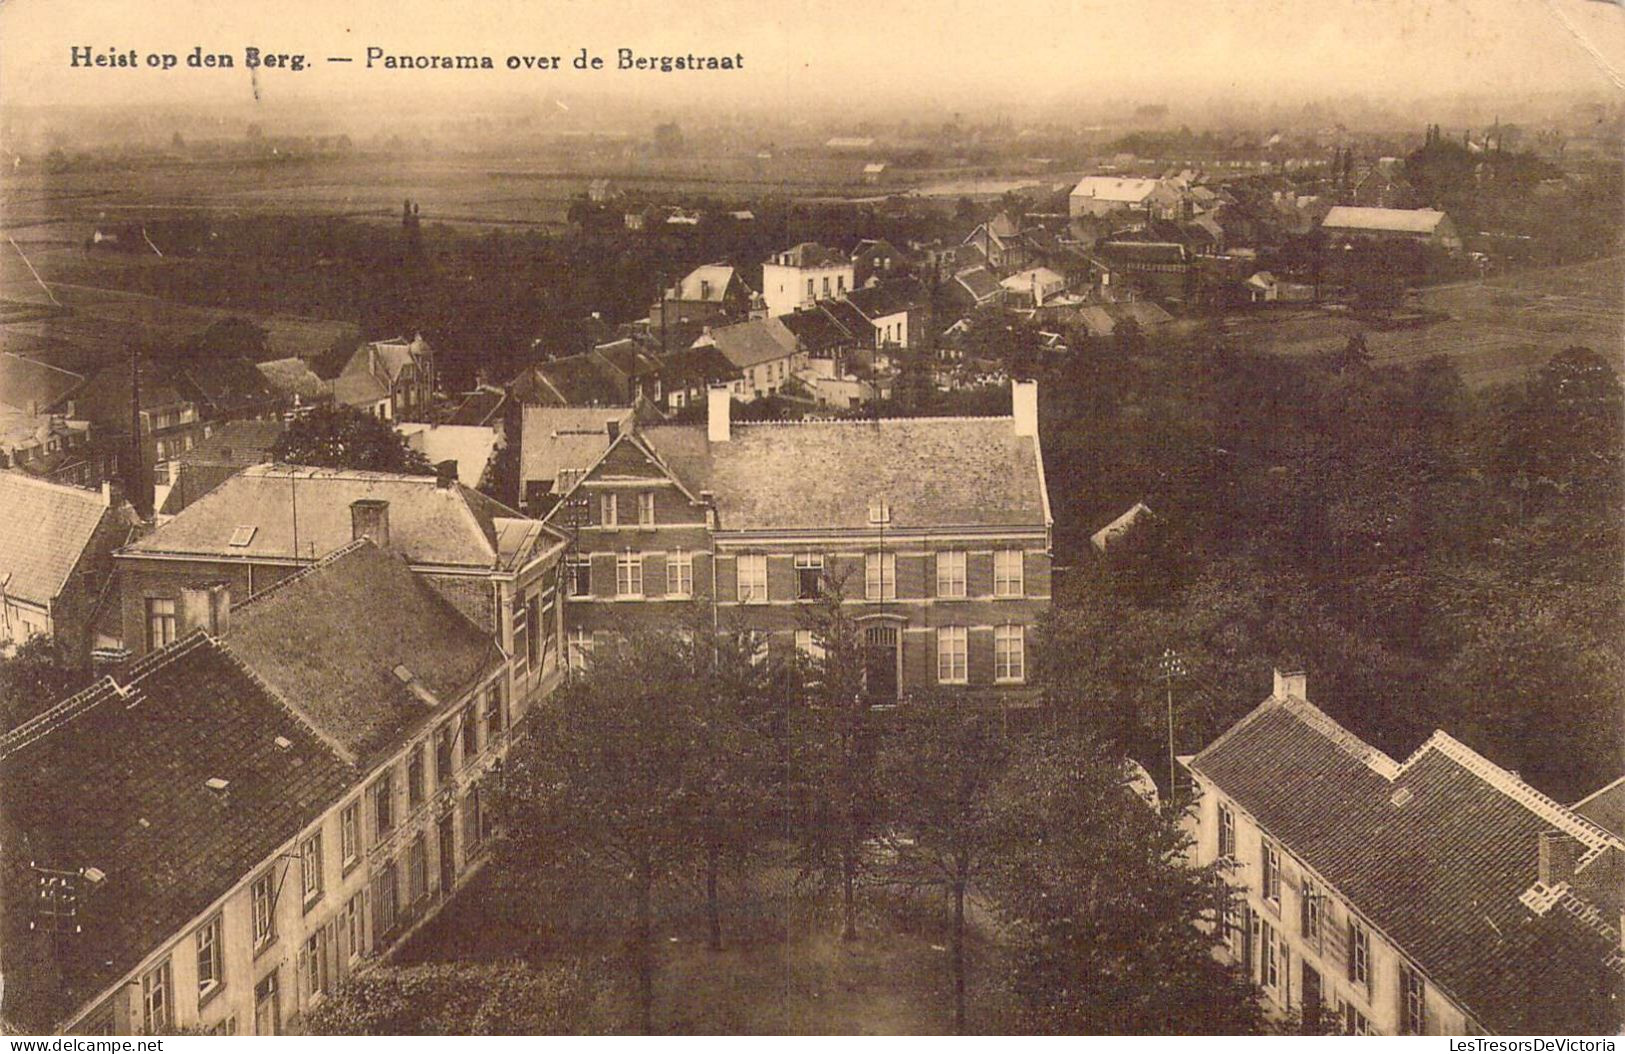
[867,499,891,525]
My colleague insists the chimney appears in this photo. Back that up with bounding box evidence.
[179,582,231,637]
[1273,668,1307,700]
[1012,380,1038,438]
[606,419,621,441]
[708,385,732,443]
[351,498,390,548]
[1538,830,1581,888]
[435,460,458,488]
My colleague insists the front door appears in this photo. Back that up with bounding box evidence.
[863,625,899,701]
[438,811,457,895]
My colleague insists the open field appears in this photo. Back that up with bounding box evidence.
[1219,255,1624,387]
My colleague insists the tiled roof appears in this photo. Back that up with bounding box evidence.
[1574,777,1625,841]
[183,419,286,467]
[0,353,82,414]
[654,345,741,389]
[444,388,507,427]
[256,357,329,401]
[513,354,623,407]
[704,318,800,370]
[1322,206,1448,234]
[0,634,355,1032]
[670,264,745,302]
[592,339,661,378]
[520,406,633,486]
[397,424,498,489]
[1191,694,1624,1035]
[817,298,875,341]
[953,267,1003,302]
[158,462,245,517]
[1071,176,1163,204]
[226,541,501,763]
[124,464,533,570]
[0,472,111,606]
[642,416,1048,532]
[1100,240,1189,266]
[171,358,277,417]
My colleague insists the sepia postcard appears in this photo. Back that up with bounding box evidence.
[0,0,1622,1040]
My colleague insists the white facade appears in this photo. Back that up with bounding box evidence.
[761,258,854,317]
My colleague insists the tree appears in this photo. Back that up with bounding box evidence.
[876,700,1010,1032]
[0,635,90,734]
[494,633,698,1033]
[787,577,880,941]
[184,317,270,364]
[1513,346,1624,512]
[987,731,1266,1034]
[300,962,613,1035]
[271,405,435,475]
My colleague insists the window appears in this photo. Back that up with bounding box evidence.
[638,491,655,526]
[794,629,826,661]
[1401,964,1427,1035]
[1218,803,1236,859]
[937,626,968,683]
[251,871,276,950]
[436,722,455,783]
[525,595,540,667]
[1261,839,1281,907]
[994,550,1024,597]
[936,551,967,598]
[737,554,767,603]
[371,770,394,842]
[1259,917,1280,993]
[994,624,1026,683]
[867,498,891,525]
[822,276,831,295]
[1347,919,1370,992]
[1341,1001,1372,1036]
[485,683,504,742]
[617,551,643,597]
[371,862,399,941]
[567,555,591,598]
[865,551,896,600]
[599,492,618,527]
[206,1017,236,1036]
[795,553,824,600]
[299,929,330,1004]
[568,629,593,672]
[667,551,693,597]
[806,277,815,298]
[837,274,846,292]
[408,835,429,904]
[146,597,177,650]
[1301,877,1322,943]
[538,596,556,664]
[461,707,478,762]
[464,786,485,850]
[140,959,171,1034]
[229,525,257,547]
[340,802,360,869]
[196,914,224,998]
[345,891,366,965]
[254,970,280,1036]
[300,831,324,906]
[408,747,425,808]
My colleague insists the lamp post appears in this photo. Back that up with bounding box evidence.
[1157,648,1186,800]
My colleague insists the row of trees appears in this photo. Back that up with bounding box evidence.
[474,591,1263,1035]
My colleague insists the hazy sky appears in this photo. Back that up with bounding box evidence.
[2,0,1623,115]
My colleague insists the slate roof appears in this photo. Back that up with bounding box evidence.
[1574,777,1625,841]
[704,317,800,370]
[771,242,847,268]
[0,353,82,414]
[1191,694,1625,1036]
[171,357,277,418]
[592,339,661,379]
[779,308,856,353]
[0,472,112,606]
[444,387,507,427]
[158,462,245,518]
[1322,206,1448,234]
[521,407,633,487]
[1100,240,1189,266]
[0,634,355,1031]
[512,353,623,407]
[125,464,536,570]
[654,345,741,390]
[817,298,875,342]
[641,416,1049,532]
[843,277,928,320]
[185,419,286,466]
[953,267,1004,303]
[1071,176,1163,204]
[226,540,501,764]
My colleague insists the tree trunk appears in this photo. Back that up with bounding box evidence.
[706,840,723,952]
[636,854,654,1033]
[952,871,967,1035]
[841,846,857,941]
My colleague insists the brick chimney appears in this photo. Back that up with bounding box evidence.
[708,385,732,443]
[1012,380,1038,438]
[1273,668,1307,700]
[435,460,458,488]
[179,582,231,637]
[351,498,390,549]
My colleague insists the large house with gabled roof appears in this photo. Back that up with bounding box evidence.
[544,382,1053,703]
[1187,669,1624,1036]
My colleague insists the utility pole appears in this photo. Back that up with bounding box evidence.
[1157,648,1186,801]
